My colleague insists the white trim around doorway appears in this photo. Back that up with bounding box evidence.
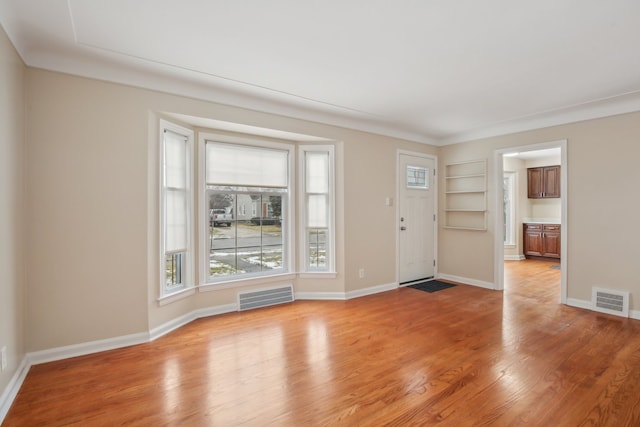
[493,140,568,304]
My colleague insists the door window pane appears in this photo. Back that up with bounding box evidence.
[407,166,429,189]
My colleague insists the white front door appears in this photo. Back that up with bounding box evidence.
[399,154,436,284]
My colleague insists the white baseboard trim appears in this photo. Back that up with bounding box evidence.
[295,291,347,300]
[437,274,496,290]
[28,332,150,366]
[149,312,198,342]
[567,298,640,320]
[0,356,30,424]
[566,298,591,311]
[150,303,238,341]
[193,303,238,319]
[27,302,240,367]
[345,282,398,300]
[504,254,525,261]
[296,282,398,301]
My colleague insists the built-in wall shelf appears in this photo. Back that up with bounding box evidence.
[444,159,487,230]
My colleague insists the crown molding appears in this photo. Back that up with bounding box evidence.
[19,47,640,147]
[437,90,640,145]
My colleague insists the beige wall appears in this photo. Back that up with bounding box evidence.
[439,112,640,306]
[23,68,436,351]
[0,26,25,397]
[25,70,151,350]
[344,136,437,291]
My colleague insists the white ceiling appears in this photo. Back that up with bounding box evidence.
[2,0,640,145]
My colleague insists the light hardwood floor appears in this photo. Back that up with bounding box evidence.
[5,260,640,426]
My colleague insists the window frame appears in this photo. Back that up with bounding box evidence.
[299,145,336,275]
[159,120,194,300]
[503,171,516,247]
[198,131,295,289]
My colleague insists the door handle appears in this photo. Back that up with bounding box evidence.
[400,226,407,231]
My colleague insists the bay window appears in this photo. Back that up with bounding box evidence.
[160,121,337,297]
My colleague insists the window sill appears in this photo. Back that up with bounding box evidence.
[158,286,196,306]
[298,272,337,279]
[199,273,297,292]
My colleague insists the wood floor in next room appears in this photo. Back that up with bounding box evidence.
[5,260,640,426]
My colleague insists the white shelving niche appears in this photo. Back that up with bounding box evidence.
[444,159,487,230]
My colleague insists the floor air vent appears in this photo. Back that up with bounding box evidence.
[592,287,629,318]
[238,285,294,311]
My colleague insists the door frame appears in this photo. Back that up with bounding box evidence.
[493,139,567,304]
[396,150,438,287]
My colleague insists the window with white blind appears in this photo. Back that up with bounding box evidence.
[504,172,516,246]
[300,145,335,273]
[201,135,293,284]
[160,121,193,296]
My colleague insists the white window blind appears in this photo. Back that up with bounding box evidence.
[165,190,187,252]
[306,151,329,193]
[306,151,329,228]
[308,194,328,228]
[206,142,288,188]
[164,131,188,253]
[165,132,187,189]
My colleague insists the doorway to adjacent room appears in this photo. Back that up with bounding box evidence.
[494,140,567,303]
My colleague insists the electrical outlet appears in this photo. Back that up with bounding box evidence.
[1,346,7,372]
[359,268,365,279]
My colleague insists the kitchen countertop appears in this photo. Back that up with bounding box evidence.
[523,218,561,225]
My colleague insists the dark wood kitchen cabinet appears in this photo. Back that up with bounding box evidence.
[524,223,560,259]
[541,224,561,258]
[527,165,560,198]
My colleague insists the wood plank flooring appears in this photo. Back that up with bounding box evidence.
[5,260,640,426]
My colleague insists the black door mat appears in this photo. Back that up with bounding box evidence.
[407,280,456,293]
